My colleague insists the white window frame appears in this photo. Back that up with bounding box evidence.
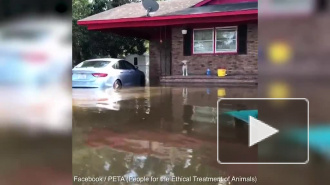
[215,26,238,53]
[193,28,215,54]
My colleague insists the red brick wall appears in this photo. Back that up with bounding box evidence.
[149,41,161,84]
[171,24,258,75]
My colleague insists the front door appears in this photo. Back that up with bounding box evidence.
[160,27,172,76]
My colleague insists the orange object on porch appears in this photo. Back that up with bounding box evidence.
[217,69,226,77]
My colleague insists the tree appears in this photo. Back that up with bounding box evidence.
[72,0,147,65]
[72,0,92,64]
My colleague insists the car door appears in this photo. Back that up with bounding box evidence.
[106,61,120,86]
[122,60,140,85]
[117,60,132,86]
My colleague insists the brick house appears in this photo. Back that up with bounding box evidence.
[78,0,258,84]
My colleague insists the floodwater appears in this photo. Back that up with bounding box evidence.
[72,83,329,185]
[72,86,258,185]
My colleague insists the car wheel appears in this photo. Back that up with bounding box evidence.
[113,80,122,90]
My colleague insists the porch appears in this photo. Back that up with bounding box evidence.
[160,74,257,85]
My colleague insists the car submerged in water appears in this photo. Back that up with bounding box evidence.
[72,58,145,89]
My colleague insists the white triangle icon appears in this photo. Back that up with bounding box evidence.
[249,116,279,147]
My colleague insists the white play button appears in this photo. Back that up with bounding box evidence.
[249,116,279,147]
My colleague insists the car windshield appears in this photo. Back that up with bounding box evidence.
[75,60,110,68]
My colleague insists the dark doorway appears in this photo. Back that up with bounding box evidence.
[160,26,172,76]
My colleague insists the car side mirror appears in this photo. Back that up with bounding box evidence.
[135,66,139,70]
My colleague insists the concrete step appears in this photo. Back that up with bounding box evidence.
[160,79,257,84]
[160,75,258,84]
[161,75,257,79]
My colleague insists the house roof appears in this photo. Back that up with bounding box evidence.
[166,2,257,16]
[80,0,204,22]
[78,0,258,31]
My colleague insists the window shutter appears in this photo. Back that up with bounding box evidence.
[183,28,192,56]
[238,25,248,54]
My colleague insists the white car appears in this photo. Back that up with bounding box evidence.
[0,16,71,87]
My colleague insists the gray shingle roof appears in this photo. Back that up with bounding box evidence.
[167,2,257,16]
[80,0,204,21]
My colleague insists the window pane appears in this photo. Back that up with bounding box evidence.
[216,30,236,40]
[216,39,237,50]
[119,61,127,69]
[76,61,110,68]
[123,61,135,70]
[194,41,213,53]
[194,29,213,40]
[216,28,237,52]
[112,62,119,69]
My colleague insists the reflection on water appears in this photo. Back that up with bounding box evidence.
[73,86,257,185]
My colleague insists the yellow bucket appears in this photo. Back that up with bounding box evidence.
[217,69,226,77]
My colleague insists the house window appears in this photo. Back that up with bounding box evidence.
[193,28,214,54]
[134,57,138,65]
[192,26,238,54]
[215,27,237,53]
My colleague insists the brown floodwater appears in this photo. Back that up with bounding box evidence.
[72,86,257,185]
[72,83,329,185]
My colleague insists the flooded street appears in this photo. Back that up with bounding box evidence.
[72,86,257,184]
[72,82,330,185]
